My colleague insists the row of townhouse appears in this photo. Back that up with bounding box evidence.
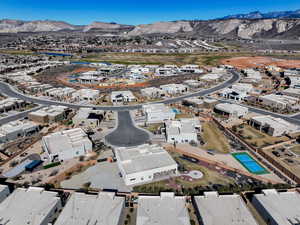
[1,185,298,225]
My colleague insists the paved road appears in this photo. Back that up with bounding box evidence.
[0,105,44,126]
[105,111,150,147]
[0,71,241,147]
[219,99,300,125]
[0,70,240,111]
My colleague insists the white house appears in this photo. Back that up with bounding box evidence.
[72,89,100,102]
[78,75,105,84]
[183,79,203,88]
[0,98,26,113]
[160,84,189,95]
[45,87,76,99]
[259,94,299,110]
[115,144,178,186]
[194,192,259,225]
[165,118,200,144]
[137,193,191,225]
[0,120,40,144]
[219,88,248,101]
[180,65,203,73]
[200,73,223,81]
[73,108,105,128]
[214,103,249,118]
[252,189,300,225]
[0,187,62,225]
[142,103,175,123]
[42,128,93,161]
[140,87,166,99]
[249,115,300,137]
[54,192,124,225]
[111,91,136,103]
[243,69,262,83]
[155,67,178,76]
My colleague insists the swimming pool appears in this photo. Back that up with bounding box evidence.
[172,108,181,114]
[232,152,268,175]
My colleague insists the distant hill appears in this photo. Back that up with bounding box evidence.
[220,9,300,20]
[0,19,80,33]
[128,19,300,40]
[0,15,300,40]
[0,19,133,34]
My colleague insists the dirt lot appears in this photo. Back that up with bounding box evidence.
[236,124,290,148]
[221,56,300,69]
[263,147,300,177]
[202,121,231,153]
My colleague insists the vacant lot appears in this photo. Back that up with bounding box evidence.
[80,52,248,66]
[236,125,290,148]
[202,122,231,153]
[222,56,300,69]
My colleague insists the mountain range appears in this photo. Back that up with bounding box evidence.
[0,9,300,40]
[220,9,300,20]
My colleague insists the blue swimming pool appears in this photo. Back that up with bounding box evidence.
[172,108,181,114]
[232,152,268,175]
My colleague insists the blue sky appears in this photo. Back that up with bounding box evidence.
[0,0,299,25]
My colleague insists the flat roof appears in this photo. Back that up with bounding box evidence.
[74,108,104,120]
[251,115,299,131]
[42,128,91,155]
[0,120,38,134]
[260,94,299,104]
[137,192,191,225]
[253,189,300,225]
[54,192,124,225]
[115,144,177,175]
[194,192,258,225]
[215,103,248,114]
[143,103,173,114]
[29,105,67,117]
[0,187,60,225]
[165,119,199,135]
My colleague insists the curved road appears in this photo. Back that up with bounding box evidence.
[105,111,150,147]
[0,70,241,147]
[0,70,240,111]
